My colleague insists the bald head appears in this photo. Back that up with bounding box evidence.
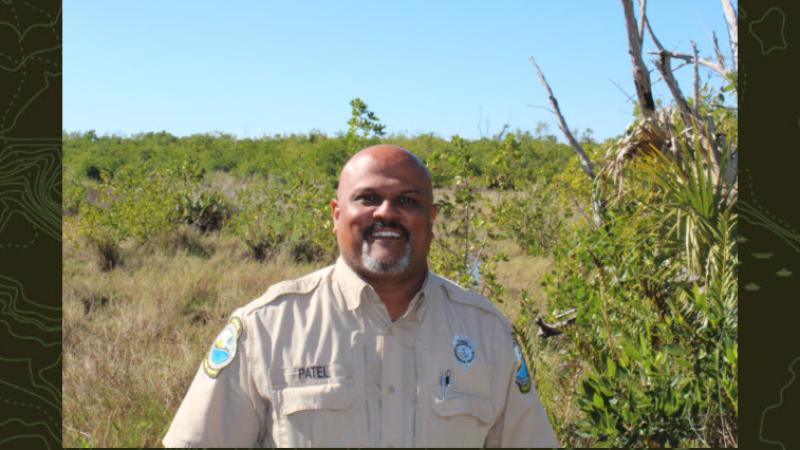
[331,144,437,283]
[337,145,433,201]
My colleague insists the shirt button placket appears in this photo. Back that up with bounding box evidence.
[381,326,403,447]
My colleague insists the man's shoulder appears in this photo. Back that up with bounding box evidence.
[235,265,334,317]
[431,272,510,326]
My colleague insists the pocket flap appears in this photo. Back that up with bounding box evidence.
[277,383,353,416]
[430,386,496,425]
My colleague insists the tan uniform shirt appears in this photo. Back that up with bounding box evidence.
[163,258,558,448]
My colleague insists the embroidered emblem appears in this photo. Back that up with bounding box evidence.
[512,335,532,393]
[453,335,476,371]
[203,316,244,378]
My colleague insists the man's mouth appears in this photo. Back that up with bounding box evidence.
[371,230,404,238]
[364,221,408,241]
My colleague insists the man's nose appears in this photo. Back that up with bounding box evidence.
[373,199,400,220]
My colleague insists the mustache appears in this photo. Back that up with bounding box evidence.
[363,220,409,239]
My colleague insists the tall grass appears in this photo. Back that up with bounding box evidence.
[62,220,317,447]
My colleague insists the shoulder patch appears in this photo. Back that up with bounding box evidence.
[512,334,532,393]
[437,274,505,319]
[203,316,244,378]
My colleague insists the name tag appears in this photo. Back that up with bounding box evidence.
[297,365,330,380]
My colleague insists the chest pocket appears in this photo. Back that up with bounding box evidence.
[418,350,499,447]
[430,387,496,424]
[273,380,369,447]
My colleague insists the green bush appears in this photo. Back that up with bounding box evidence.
[429,137,507,302]
[496,182,566,256]
[177,190,232,233]
[531,145,737,447]
[78,164,195,269]
[227,176,336,263]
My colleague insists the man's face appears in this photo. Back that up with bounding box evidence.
[332,153,437,280]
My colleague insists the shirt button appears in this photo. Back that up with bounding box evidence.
[387,385,395,394]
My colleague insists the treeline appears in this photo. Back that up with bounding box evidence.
[63,127,589,270]
[63,128,578,192]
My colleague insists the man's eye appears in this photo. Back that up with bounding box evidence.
[359,194,379,204]
[398,196,419,206]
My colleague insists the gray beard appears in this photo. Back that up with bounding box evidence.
[361,240,411,274]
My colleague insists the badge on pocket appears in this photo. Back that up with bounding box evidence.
[453,335,476,372]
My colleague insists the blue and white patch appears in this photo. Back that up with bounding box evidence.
[203,316,244,378]
[452,335,476,371]
[512,335,532,393]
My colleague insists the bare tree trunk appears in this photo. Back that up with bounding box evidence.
[720,0,738,70]
[621,0,656,119]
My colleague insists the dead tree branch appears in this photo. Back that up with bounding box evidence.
[642,11,722,177]
[692,41,701,118]
[637,0,648,44]
[530,57,603,227]
[646,50,728,77]
[720,0,738,70]
[705,114,723,173]
[621,0,656,119]
[611,78,637,104]
[654,51,694,128]
[530,58,596,181]
[711,31,727,73]
[536,313,577,338]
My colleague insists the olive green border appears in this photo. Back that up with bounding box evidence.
[0,0,61,449]
[740,1,800,448]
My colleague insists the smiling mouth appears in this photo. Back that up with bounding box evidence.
[371,230,404,238]
[364,222,408,241]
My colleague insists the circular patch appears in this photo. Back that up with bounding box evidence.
[453,335,476,371]
[203,316,244,378]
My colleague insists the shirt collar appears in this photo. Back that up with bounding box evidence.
[332,257,436,317]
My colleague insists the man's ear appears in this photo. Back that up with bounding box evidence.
[430,203,438,222]
[331,198,339,234]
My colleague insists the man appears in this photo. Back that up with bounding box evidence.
[163,144,558,447]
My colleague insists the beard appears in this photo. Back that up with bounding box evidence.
[361,237,412,275]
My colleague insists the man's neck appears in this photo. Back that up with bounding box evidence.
[359,267,428,322]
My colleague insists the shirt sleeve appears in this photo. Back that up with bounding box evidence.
[484,335,559,448]
[162,315,264,448]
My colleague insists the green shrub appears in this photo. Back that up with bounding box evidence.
[228,176,336,263]
[496,182,566,256]
[177,190,232,233]
[429,137,507,302]
[78,164,194,270]
[530,145,737,447]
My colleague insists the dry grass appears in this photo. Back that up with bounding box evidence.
[62,220,316,447]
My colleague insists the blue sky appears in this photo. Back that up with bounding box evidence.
[65,1,733,141]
